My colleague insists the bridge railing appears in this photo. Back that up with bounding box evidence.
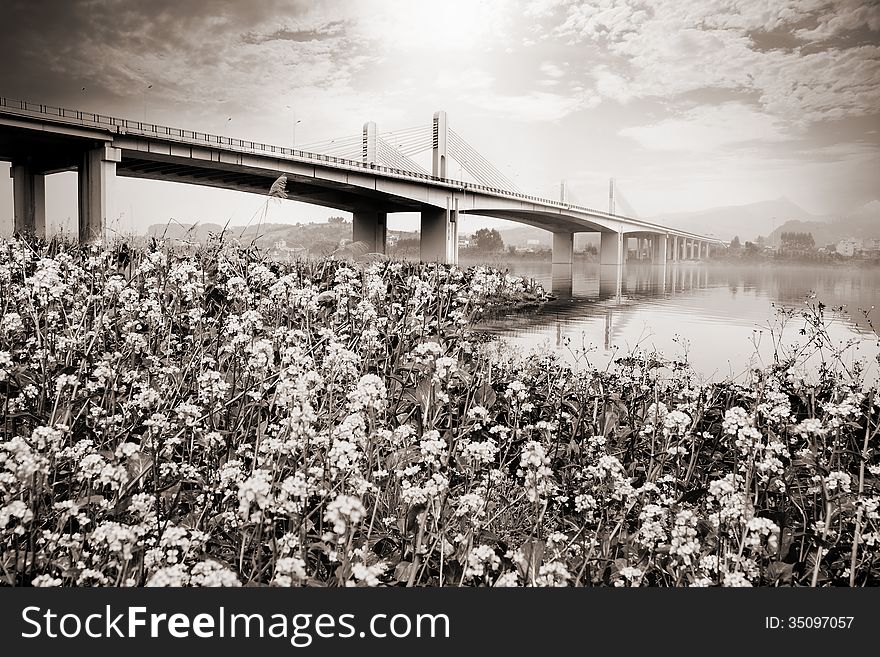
[0,97,723,243]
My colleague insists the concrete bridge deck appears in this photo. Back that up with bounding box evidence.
[0,97,724,267]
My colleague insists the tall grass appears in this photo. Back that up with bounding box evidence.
[0,236,877,587]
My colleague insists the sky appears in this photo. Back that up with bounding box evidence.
[0,0,878,235]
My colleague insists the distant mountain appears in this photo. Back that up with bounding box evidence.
[493,226,550,247]
[766,201,880,247]
[145,221,415,252]
[647,197,824,242]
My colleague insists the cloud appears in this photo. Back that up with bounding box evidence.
[539,61,565,78]
[619,103,789,151]
[795,1,880,41]
[538,0,880,125]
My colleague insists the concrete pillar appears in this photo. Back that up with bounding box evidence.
[432,110,448,179]
[11,163,46,237]
[551,232,574,296]
[552,232,574,264]
[78,145,120,243]
[671,236,679,262]
[419,197,458,264]
[600,231,623,265]
[654,234,667,265]
[352,211,386,253]
[362,121,377,165]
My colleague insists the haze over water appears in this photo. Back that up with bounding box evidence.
[467,259,880,386]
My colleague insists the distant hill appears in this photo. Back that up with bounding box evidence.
[471,226,600,250]
[766,201,880,247]
[146,220,416,253]
[648,197,824,242]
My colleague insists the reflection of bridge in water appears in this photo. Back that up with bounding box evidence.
[474,261,879,385]
[479,262,712,350]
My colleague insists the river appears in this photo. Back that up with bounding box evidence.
[462,257,880,386]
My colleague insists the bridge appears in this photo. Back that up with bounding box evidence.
[0,97,723,274]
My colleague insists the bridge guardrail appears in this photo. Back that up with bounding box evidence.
[0,96,724,244]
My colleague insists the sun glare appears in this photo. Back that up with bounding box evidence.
[365,0,507,51]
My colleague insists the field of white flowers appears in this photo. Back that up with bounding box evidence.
[0,237,878,587]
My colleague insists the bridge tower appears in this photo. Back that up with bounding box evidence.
[418,110,458,263]
[351,121,386,254]
[432,110,447,178]
[362,121,377,165]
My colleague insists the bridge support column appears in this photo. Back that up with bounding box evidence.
[420,197,458,264]
[11,163,46,237]
[600,231,623,265]
[552,232,574,265]
[78,145,120,243]
[654,234,667,265]
[551,232,574,296]
[352,211,387,254]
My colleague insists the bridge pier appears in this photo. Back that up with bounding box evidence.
[420,198,458,264]
[654,234,667,265]
[600,231,623,265]
[352,211,387,253]
[11,162,46,237]
[552,232,574,265]
[78,145,120,243]
[551,232,574,295]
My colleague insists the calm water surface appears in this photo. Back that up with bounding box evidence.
[463,258,880,385]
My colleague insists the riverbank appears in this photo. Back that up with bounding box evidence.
[0,238,877,587]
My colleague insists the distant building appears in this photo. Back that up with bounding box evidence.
[387,234,400,246]
[458,236,472,248]
[269,239,306,261]
[836,239,861,257]
[862,238,880,254]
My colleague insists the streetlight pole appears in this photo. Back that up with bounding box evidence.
[143,83,152,123]
[285,104,301,149]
